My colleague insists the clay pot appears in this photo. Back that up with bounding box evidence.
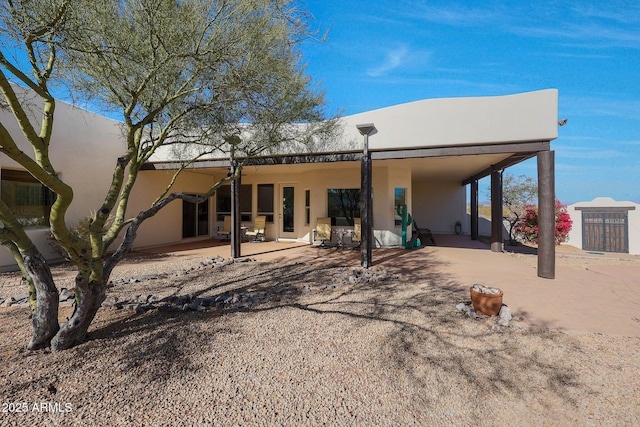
[470,287,503,316]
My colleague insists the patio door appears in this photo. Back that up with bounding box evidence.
[278,184,296,239]
[182,196,209,238]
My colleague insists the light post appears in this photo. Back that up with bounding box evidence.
[357,123,375,268]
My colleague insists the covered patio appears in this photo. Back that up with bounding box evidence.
[138,89,560,278]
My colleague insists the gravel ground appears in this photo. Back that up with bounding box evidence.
[0,252,639,426]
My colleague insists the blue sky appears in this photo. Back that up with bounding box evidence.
[300,0,640,203]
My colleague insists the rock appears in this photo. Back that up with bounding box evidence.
[498,305,512,326]
[101,296,119,308]
[177,295,191,305]
[1,297,16,307]
[14,293,29,302]
[137,295,152,304]
[158,303,175,312]
[59,288,75,302]
[472,283,501,294]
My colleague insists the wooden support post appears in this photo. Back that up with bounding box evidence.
[471,179,479,240]
[490,170,503,252]
[537,150,556,279]
[361,146,373,268]
[230,164,241,259]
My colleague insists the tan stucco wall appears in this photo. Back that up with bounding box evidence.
[411,181,466,235]
[127,163,419,249]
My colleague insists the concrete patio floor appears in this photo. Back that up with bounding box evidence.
[139,236,640,337]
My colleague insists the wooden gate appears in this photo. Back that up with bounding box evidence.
[582,211,628,253]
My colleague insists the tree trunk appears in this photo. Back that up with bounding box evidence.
[24,253,60,350]
[50,278,106,352]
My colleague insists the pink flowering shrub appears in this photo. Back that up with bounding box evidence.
[514,200,572,244]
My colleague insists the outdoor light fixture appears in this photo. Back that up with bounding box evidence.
[356,123,376,136]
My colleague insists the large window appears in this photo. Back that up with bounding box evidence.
[327,188,360,226]
[257,184,274,223]
[1,169,56,228]
[216,184,252,222]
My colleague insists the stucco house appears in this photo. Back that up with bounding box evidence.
[566,197,639,255]
[1,88,561,277]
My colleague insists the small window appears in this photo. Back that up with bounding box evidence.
[1,169,56,228]
[216,184,252,221]
[305,189,310,225]
[394,188,406,226]
[257,184,274,223]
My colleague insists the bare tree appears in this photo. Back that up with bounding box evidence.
[0,0,334,351]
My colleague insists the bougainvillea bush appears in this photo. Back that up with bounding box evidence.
[514,200,573,244]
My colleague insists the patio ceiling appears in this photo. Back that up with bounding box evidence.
[143,148,539,185]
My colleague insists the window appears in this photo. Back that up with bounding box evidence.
[327,188,360,226]
[305,189,310,225]
[216,184,252,222]
[257,184,274,223]
[394,188,406,226]
[1,169,56,228]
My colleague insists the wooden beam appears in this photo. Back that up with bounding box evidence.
[361,151,373,268]
[143,142,550,171]
[471,179,479,240]
[461,152,539,186]
[490,170,503,252]
[371,141,550,161]
[230,164,241,258]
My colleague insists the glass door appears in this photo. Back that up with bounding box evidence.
[279,185,296,238]
[182,197,209,238]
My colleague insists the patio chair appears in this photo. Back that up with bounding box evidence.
[315,217,334,248]
[413,219,436,246]
[217,215,231,241]
[350,217,361,249]
[245,215,266,242]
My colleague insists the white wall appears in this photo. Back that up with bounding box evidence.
[1,87,125,271]
[341,90,558,151]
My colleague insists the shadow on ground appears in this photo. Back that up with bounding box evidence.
[80,253,586,412]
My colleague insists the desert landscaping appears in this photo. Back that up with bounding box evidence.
[1,240,639,426]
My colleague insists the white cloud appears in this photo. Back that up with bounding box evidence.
[366,45,410,77]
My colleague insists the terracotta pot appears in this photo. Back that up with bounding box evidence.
[470,287,503,316]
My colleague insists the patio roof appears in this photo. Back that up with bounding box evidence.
[142,89,558,184]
